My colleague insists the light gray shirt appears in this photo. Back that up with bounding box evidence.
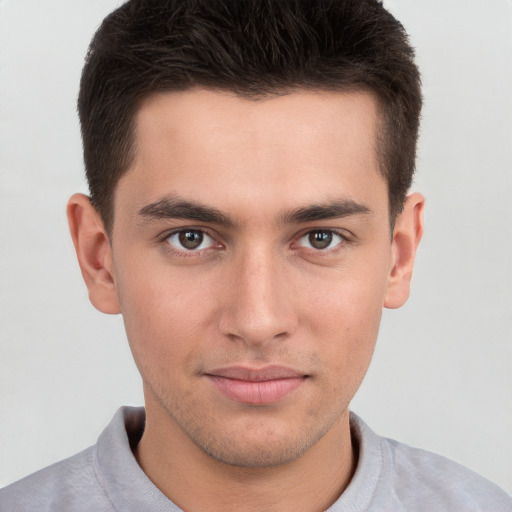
[1,407,510,511]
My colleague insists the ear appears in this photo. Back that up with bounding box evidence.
[67,193,121,314]
[384,192,425,309]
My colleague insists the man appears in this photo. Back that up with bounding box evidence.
[1,0,510,510]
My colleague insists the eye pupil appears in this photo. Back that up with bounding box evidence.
[179,230,203,249]
[309,231,333,249]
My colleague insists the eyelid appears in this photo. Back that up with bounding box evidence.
[158,225,216,241]
[159,226,223,255]
[293,228,353,252]
[157,225,353,258]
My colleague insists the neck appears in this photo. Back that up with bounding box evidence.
[134,401,356,512]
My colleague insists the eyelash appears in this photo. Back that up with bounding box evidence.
[158,227,351,258]
[159,228,221,258]
[294,229,349,253]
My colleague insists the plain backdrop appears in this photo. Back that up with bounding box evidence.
[1,0,511,492]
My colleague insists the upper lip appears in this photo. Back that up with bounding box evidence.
[205,365,307,382]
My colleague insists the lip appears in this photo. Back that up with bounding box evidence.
[205,365,307,405]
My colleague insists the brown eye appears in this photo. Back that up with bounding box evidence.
[179,230,203,249]
[308,231,333,249]
[297,230,343,251]
[166,230,215,252]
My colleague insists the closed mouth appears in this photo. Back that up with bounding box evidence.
[205,365,308,405]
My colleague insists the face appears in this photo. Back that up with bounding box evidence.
[108,88,395,467]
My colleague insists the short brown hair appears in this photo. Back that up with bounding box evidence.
[78,0,421,233]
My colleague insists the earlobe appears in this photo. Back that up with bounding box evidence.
[67,193,121,314]
[384,192,424,309]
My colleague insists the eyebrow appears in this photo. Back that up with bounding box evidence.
[138,196,235,226]
[137,195,371,227]
[281,199,372,224]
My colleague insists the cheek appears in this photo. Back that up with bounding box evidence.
[304,252,389,334]
[314,291,382,375]
[303,255,389,384]
[114,259,215,377]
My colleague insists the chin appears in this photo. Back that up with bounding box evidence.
[197,433,314,468]
[184,411,340,469]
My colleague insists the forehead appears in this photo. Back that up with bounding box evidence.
[116,88,386,220]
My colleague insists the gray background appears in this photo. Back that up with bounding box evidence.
[1,0,511,491]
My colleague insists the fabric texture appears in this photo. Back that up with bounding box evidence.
[1,407,510,511]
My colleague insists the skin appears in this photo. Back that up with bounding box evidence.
[68,88,424,512]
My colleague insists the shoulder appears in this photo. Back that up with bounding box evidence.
[0,447,113,512]
[382,437,511,510]
[0,407,155,512]
[348,413,512,512]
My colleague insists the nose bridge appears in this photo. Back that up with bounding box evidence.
[220,243,296,346]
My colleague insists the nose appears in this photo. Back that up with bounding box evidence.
[218,247,298,347]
